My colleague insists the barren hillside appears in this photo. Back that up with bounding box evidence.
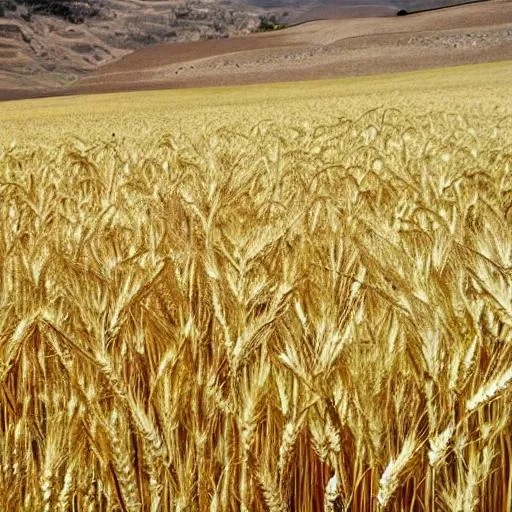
[0,0,270,99]
[69,0,512,96]
[0,0,505,100]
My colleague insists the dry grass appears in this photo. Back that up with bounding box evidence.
[1,63,512,511]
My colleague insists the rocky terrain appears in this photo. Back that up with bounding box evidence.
[0,0,283,98]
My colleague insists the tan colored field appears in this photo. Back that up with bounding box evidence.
[1,62,512,511]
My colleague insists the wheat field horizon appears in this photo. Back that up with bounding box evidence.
[1,62,512,511]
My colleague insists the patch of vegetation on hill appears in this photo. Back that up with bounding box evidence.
[1,0,103,24]
[257,14,287,31]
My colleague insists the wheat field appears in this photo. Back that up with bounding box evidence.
[1,62,512,511]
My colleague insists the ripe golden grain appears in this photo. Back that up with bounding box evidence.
[1,63,512,511]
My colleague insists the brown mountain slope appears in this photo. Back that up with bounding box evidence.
[66,0,512,97]
[0,0,269,100]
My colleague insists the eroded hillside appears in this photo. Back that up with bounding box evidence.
[0,0,275,98]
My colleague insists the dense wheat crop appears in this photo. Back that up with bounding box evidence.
[1,62,512,511]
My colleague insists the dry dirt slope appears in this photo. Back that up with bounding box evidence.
[0,0,500,100]
[69,0,512,96]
